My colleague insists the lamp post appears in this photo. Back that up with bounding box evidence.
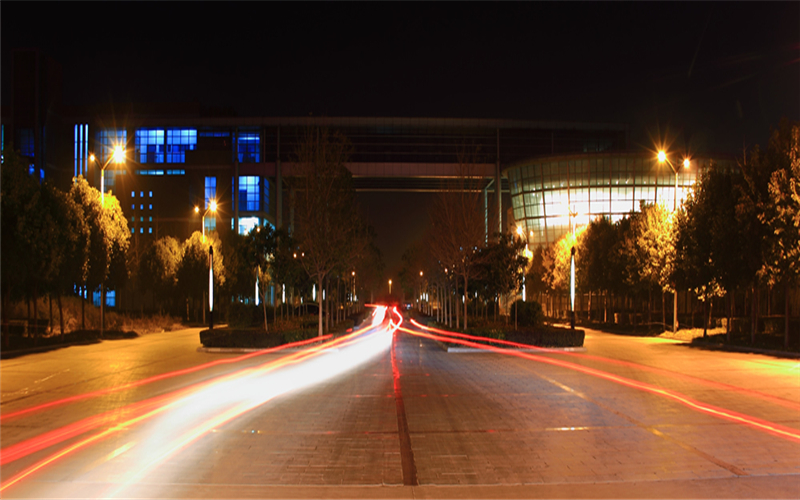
[194,201,217,327]
[90,145,125,339]
[389,279,392,295]
[657,151,690,334]
[568,206,577,330]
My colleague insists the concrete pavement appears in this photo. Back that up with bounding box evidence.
[2,322,799,498]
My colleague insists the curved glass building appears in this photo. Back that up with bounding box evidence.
[504,151,736,247]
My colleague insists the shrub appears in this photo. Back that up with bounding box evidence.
[510,300,545,328]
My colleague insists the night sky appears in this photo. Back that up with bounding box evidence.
[2,2,798,278]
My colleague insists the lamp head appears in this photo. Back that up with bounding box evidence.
[683,158,690,169]
[112,145,125,164]
[657,151,667,163]
[209,200,218,212]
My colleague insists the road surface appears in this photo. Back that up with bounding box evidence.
[1,308,798,498]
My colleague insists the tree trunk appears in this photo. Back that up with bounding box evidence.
[58,293,65,341]
[703,298,708,338]
[49,294,53,336]
[318,275,324,337]
[785,280,790,349]
[463,275,469,331]
[661,291,666,330]
[263,291,268,333]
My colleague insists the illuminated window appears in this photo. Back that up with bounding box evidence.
[166,169,185,175]
[149,191,153,197]
[166,128,197,163]
[136,169,165,176]
[19,129,34,157]
[135,129,164,163]
[237,132,260,163]
[239,176,261,211]
[149,227,153,234]
[131,191,136,197]
[238,217,261,235]
[199,130,230,137]
[205,177,216,208]
[96,128,127,163]
[74,124,89,177]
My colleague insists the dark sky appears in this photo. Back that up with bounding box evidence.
[2,1,798,278]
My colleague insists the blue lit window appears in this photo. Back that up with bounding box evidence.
[237,132,260,163]
[140,191,144,197]
[166,129,197,163]
[136,169,165,176]
[149,191,153,197]
[19,129,34,158]
[198,130,230,137]
[149,227,153,234]
[149,204,153,210]
[166,169,185,175]
[92,290,115,307]
[239,176,261,211]
[96,129,127,163]
[140,205,144,210]
[135,129,164,163]
[140,228,144,234]
[149,216,153,222]
[74,124,89,177]
[131,228,135,234]
[131,191,136,197]
[132,204,136,210]
[205,177,216,208]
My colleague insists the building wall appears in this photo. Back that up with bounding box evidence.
[504,151,737,247]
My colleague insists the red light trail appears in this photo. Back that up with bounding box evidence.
[401,319,800,444]
[409,319,800,413]
[0,308,394,494]
[0,334,334,423]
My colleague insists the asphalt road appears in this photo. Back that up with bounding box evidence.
[1,310,798,499]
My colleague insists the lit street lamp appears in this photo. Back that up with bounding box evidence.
[194,201,217,329]
[388,279,392,295]
[90,145,125,339]
[658,151,690,334]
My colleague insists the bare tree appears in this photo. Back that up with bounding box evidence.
[428,147,492,330]
[293,127,358,337]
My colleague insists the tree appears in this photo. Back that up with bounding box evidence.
[477,232,527,321]
[1,150,60,341]
[293,127,358,337]
[244,224,278,332]
[68,177,130,330]
[758,120,800,347]
[674,167,731,337]
[429,147,491,330]
[633,203,676,327]
[139,236,181,313]
[576,216,616,321]
[176,231,225,323]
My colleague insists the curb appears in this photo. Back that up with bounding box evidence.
[685,341,800,359]
[0,340,101,358]
[196,346,339,354]
[444,345,587,353]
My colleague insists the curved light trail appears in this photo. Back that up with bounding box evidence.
[0,334,334,423]
[1,308,395,495]
[410,319,800,413]
[401,318,800,444]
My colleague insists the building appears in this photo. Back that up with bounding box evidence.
[504,151,737,247]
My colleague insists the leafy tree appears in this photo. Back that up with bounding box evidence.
[758,120,800,346]
[68,177,130,330]
[476,232,527,321]
[1,150,60,340]
[576,216,616,321]
[139,236,181,313]
[177,231,225,323]
[244,224,278,331]
[674,167,731,336]
[633,203,676,327]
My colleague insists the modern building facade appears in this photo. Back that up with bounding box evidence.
[504,152,737,247]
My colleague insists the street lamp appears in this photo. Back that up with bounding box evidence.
[90,144,125,339]
[194,199,218,243]
[194,201,217,329]
[657,151,690,334]
[389,279,392,295]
